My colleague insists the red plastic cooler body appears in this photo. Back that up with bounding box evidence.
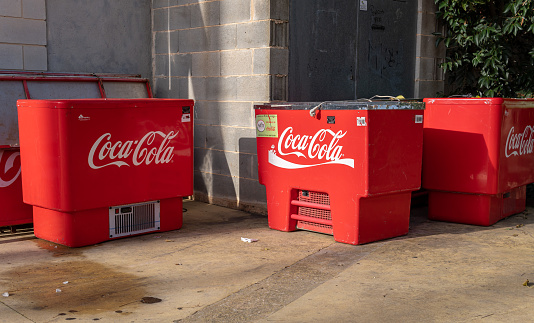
[0,148,33,226]
[255,101,424,245]
[422,98,534,225]
[17,99,194,246]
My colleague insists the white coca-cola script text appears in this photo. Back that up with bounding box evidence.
[505,126,534,158]
[0,150,21,188]
[88,131,178,169]
[268,127,354,169]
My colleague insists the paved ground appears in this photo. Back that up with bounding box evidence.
[1,200,534,322]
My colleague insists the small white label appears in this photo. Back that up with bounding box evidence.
[257,120,266,132]
[357,117,367,126]
[415,115,423,124]
[78,114,90,121]
[182,114,191,123]
[360,0,368,11]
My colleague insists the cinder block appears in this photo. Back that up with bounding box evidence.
[192,51,221,77]
[153,77,182,98]
[221,50,252,76]
[194,171,238,201]
[251,154,259,180]
[414,80,444,98]
[253,0,289,21]
[205,76,237,101]
[239,177,266,204]
[180,25,237,52]
[418,0,437,13]
[253,47,288,75]
[153,0,181,8]
[206,125,255,153]
[195,148,242,177]
[220,0,251,24]
[0,17,46,45]
[210,24,238,50]
[237,21,270,49]
[0,0,21,17]
[23,45,46,70]
[270,20,288,47]
[236,75,270,101]
[0,44,23,69]
[195,101,254,127]
[155,53,192,77]
[193,170,209,196]
[418,35,445,58]
[22,0,45,19]
[178,76,208,100]
[237,151,254,180]
[153,6,190,31]
[155,30,179,54]
[270,74,287,101]
[194,123,207,148]
[419,12,438,35]
[416,57,440,81]
[191,1,220,28]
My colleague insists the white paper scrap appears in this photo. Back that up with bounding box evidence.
[241,237,259,243]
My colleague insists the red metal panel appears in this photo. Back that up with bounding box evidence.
[499,99,534,191]
[422,98,534,225]
[17,99,194,246]
[32,197,182,247]
[18,99,194,211]
[255,104,424,245]
[0,148,33,226]
[422,98,504,194]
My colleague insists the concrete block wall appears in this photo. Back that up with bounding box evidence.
[414,0,445,98]
[0,0,47,70]
[153,0,289,213]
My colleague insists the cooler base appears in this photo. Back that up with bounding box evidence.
[428,186,526,226]
[267,188,412,245]
[32,197,183,247]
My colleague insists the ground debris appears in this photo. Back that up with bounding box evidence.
[141,296,162,304]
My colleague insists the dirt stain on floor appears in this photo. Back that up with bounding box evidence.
[33,239,88,257]
[1,259,148,315]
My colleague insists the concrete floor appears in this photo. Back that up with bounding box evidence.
[1,200,534,322]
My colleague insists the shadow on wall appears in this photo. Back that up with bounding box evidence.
[154,0,238,207]
[154,1,267,212]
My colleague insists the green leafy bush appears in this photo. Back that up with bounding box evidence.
[436,0,534,97]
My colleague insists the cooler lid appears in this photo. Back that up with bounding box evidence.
[255,100,424,111]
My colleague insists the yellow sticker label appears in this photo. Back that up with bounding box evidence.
[256,114,278,138]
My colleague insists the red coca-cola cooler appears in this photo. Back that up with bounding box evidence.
[422,98,534,225]
[255,100,424,245]
[17,99,194,247]
[0,148,33,227]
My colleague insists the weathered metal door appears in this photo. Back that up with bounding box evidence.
[288,0,417,101]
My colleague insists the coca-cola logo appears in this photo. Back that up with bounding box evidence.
[505,126,534,158]
[268,127,354,169]
[88,130,178,169]
[0,150,21,188]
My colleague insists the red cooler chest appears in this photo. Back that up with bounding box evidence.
[255,100,424,245]
[423,98,534,225]
[0,148,33,227]
[17,99,194,247]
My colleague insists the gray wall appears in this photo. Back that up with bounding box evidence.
[152,0,289,213]
[151,0,443,213]
[414,0,445,98]
[46,0,152,78]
